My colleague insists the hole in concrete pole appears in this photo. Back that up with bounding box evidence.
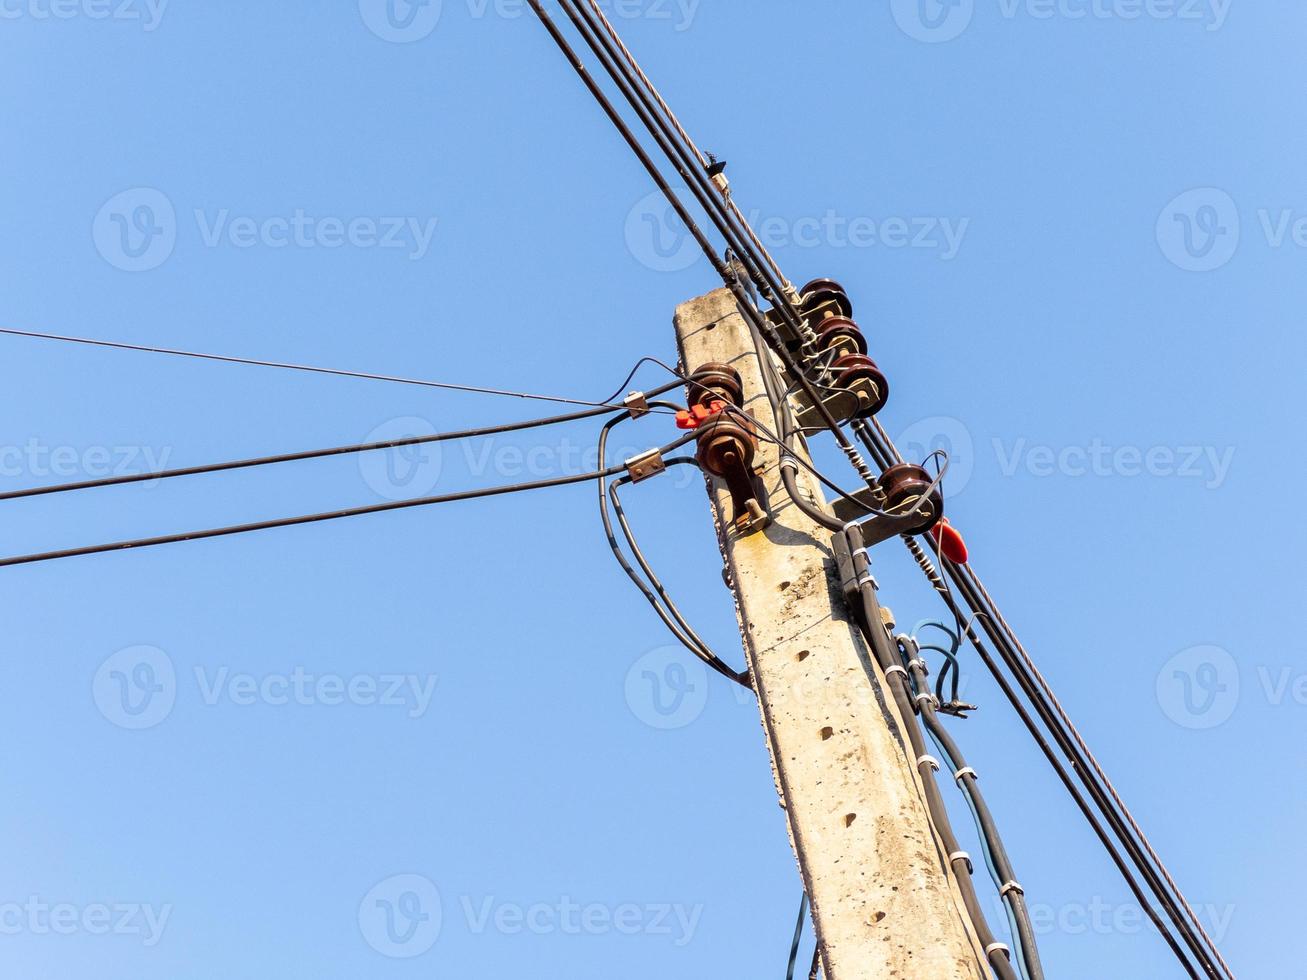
[796,650,811,662]
[845,813,857,828]
[820,727,834,741]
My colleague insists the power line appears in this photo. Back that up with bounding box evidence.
[0,380,683,501]
[0,432,697,569]
[545,7,1232,972]
[0,326,661,410]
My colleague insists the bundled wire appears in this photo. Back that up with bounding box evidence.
[527,0,884,495]
[0,380,685,502]
[853,419,1231,980]
[596,409,749,687]
[0,425,698,569]
[844,526,1020,980]
[897,633,1044,980]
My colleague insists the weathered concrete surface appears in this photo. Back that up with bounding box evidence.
[675,288,986,980]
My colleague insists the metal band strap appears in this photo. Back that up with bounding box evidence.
[1000,881,1025,898]
[985,943,1012,958]
[917,754,941,772]
[953,766,978,783]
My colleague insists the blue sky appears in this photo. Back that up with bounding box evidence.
[0,1,1301,977]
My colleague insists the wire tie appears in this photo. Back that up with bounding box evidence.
[622,390,650,419]
[908,658,928,673]
[917,754,941,772]
[914,692,937,709]
[884,665,908,681]
[999,881,1025,898]
[953,767,978,783]
[778,455,800,473]
[854,571,878,590]
[984,942,1011,959]
[948,850,973,873]
[850,547,870,563]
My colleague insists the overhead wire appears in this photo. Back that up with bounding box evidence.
[531,0,883,493]
[0,431,698,569]
[579,0,794,294]
[0,326,674,411]
[961,558,1235,980]
[0,381,686,502]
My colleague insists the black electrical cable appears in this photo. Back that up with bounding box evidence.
[596,411,749,686]
[0,381,685,502]
[527,0,882,493]
[851,406,1226,980]
[532,6,1228,975]
[937,551,1220,978]
[846,527,1018,980]
[0,431,698,569]
[0,326,677,411]
[960,557,1235,980]
[565,0,806,340]
[785,893,809,980]
[898,634,1045,980]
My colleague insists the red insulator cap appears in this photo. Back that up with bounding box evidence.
[931,518,969,564]
[675,400,727,430]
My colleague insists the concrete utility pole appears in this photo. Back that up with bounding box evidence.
[674,287,987,980]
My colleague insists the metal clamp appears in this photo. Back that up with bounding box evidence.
[948,850,974,874]
[999,881,1025,898]
[953,766,978,783]
[884,664,909,681]
[625,448,666,484]
[984,943,1012,959]
[623,390,650,419]
[916,754,941,772]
